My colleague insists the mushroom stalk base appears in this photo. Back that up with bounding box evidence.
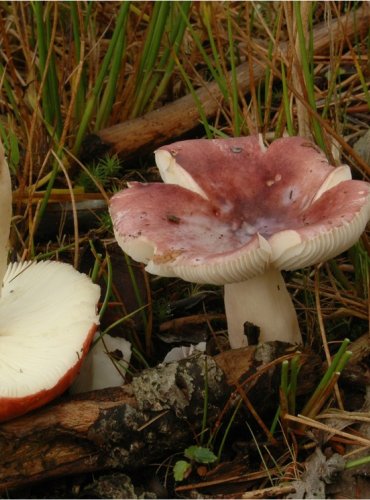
[224,268,302,348]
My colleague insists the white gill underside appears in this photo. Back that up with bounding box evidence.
[0,261,100,398]
[270,197,370,271]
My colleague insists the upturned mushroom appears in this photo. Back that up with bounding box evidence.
[0,142,100,421]
[109,136,370,348]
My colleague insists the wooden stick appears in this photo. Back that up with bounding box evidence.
[284,414,370,447]
[241,484,297,499]
[0,344,318,492]
[90,5,369,160]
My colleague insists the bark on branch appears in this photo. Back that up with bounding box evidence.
[0,344,319,492]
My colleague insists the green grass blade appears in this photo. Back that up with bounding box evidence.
[130,1,171,117]
[131,1,176,117]
[202,3,227,90]
[95,14,127,130]
[73,1,130,154]
[0,123,20,174]
[33,2,53,128]
[293,1,325,149]
[100,304,148,338]
[146,1,192,113]
[176,2,228,100]
[70,2,86,124]
[98,253,113,321]
[301,338,351,417]
[349,242,370,297]
[136,1,171,88]
[288,354,301,416]
[44,5,62,136]
[84,1,94,30]
[227,8,242,136]
[124,253,148,332]
[32,2,62,138]
[263,5,283,129]
[280,359,289,399]
[281,62,295,136]
[173,53,213,138]
[89,249,103,284]
[346,455,370,470]
[216,398,242,461]
[31,160,60,241]
[0,65,21,122]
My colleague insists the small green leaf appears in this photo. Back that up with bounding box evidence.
[173,460,192,481]
[184,445,218,464]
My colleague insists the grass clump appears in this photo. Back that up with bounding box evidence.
[77,155,121,192]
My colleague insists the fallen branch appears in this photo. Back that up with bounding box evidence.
[0,343,319,492]
[241,484,297,499]
[86,5,369,161]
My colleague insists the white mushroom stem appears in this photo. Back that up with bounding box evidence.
[224,268,302,348]
[0,142,12,292]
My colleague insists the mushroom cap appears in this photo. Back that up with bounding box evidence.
[0,260,100,421]
[109,136,370,285]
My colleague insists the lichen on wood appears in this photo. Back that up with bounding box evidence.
[0,344,318,492]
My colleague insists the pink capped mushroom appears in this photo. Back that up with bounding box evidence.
[109,136,370,349]
[0,142,100,422]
